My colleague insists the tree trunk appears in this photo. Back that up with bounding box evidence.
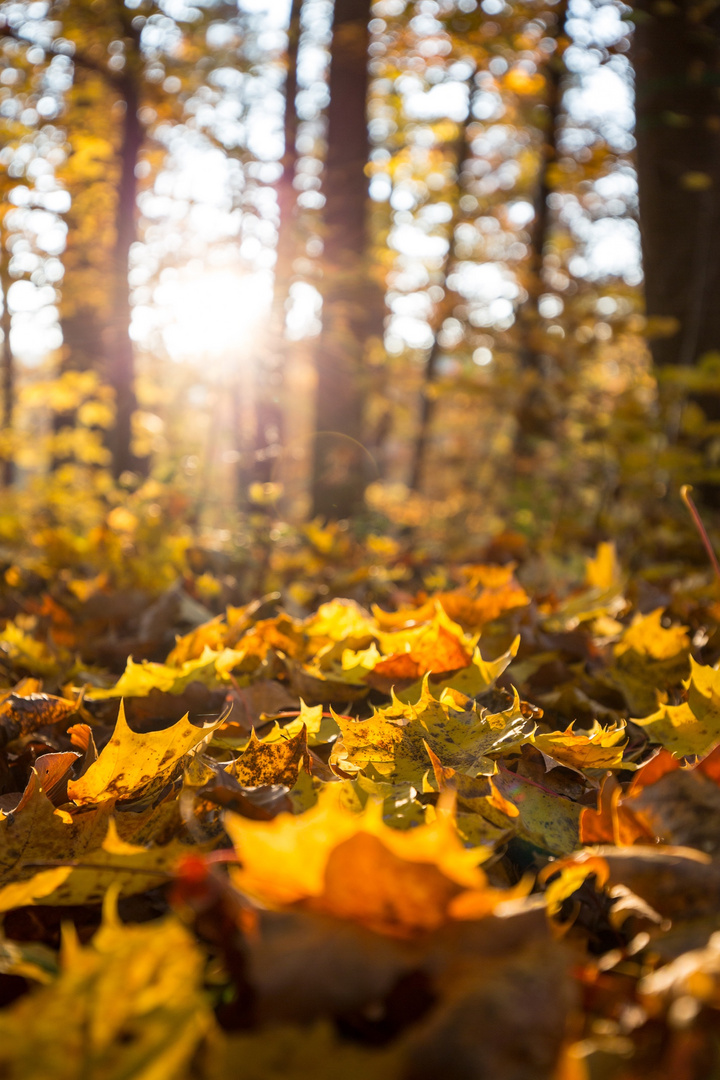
[311,0,381,519]
[252,0,303,487]
[408,109,473,493]
[56,65,113,449]
[54,73,112,467]
[632,1,720,412]
[55,59,141,476]
[0,245,13,488]
[105,65,143,479]
[512,1,568,456]
[517,0,567,372]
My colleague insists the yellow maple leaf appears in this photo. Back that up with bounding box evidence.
[304,598,376,644]
[615,609,690,662]
[0,819,198,910]
[0,770,111,888]
[633,657,720,758]
[605,609,691,716]
[225,787,527,935]
[0,895,211,1080]
[541,853,611,916]
[530,721,629,772]
[86,646,249,700]
[68,701,224,805]
[398,635,520,703]
[331,679,528,785]
[585,541,621,589]
[228,725,310,787]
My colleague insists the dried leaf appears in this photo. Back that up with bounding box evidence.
[331,679,528,785]
[68,701,224,805]
[0,898,211,1080]
[225,787,527,936]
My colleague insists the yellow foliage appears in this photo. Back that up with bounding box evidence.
[584,541,621,590]
[530,721,630,772]
[226,787,528,935]
[68,701,224,805]
[0,898,211,1080]
[614,609,690,662]
[331,677,527,784]
[633,657,720,758]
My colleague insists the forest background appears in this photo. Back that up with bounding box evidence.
[3,5,720,1078]
[1,0,719,586]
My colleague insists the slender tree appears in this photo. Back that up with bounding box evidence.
[58,41,142,478]
[409,108,474,493]
[106,20,143,478]
[311,0,383,519]
[632,0,720,416]
[516,0,568,373]
[511,0,568,454]
[253,0,303,487]
[0,231,13,488]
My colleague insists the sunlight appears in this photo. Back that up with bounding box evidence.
[160,270,271,363]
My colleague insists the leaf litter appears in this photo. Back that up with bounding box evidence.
[1,543,720,1077]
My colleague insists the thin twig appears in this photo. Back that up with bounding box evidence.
[681,484,720,585]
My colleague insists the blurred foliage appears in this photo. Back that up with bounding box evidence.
[0,2,718,1074]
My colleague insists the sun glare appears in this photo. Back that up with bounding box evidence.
[161,270,271,363]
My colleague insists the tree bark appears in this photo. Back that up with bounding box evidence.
[632,0,720,413]
[311,0,381,519]
[253,0,303,487]
[105,64,143,479]
[0,242,13,488]
[408,111,473,493]
[57,67,114,378]
[517,0,567,373]
[511,1,568,457]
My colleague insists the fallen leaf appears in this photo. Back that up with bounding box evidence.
[331,679,528,785]
[228,725,310,787]
[68,701,224,805]
[225,787,527,936]
[0,896,211,1079]
[579,774,655,846]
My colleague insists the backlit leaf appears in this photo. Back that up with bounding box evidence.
[0,898,211,1080]
[225,787,528,935]
[68,701,224,805]
[632,657,720,758]
[86,646,249,700]
[331,679,528,785]
[530,721,629,772]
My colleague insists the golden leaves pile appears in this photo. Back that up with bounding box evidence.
[1,545,720,1078]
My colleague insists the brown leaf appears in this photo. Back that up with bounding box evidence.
[0,692,77,747]
[579,774,656,846]
[228,725,310,788]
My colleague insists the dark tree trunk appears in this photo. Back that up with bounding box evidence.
[252,0,303,487]
[57,68,112,389]
[512,1,568,457]
[408,111,473,493]
[311,0,381,519]
[632,1,720,415]
[0,249,13,488]
[106,66,143,479]
[55,68,113,466]
[56,54,143,478]
[518,0,567,372]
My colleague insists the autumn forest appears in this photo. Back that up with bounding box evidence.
[1,1,720,1077]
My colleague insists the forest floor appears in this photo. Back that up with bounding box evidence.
[0,495,718,1079]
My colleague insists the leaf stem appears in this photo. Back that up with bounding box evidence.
[681,484,720,585]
